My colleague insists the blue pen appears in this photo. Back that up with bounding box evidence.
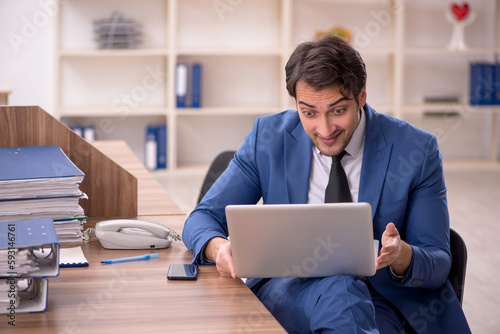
[101,253,159,264]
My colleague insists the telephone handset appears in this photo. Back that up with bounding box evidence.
[94,219,181,250]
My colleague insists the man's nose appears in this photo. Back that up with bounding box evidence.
[317,115,335,136]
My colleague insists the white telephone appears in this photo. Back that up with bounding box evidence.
[93,219,181,250]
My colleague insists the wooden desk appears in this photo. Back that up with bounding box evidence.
[91,141,184,217]
[1,141,284,333]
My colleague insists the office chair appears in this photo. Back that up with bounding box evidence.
[448,228,467,305]
[197,150,236,204]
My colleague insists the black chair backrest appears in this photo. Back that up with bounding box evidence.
[197,151,236,204]
[448,228,467,305]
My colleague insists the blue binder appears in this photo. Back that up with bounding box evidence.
[191,63,202,108]
[470,62,483,105]
[483,63,495,105]
[156,124,167,169]
[0,218,60,278]
[0,146,83,181]
[176,63,188,108]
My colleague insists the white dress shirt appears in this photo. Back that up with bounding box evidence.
[307,108,367,204]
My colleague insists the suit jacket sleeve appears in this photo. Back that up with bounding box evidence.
[389,135,451,290]
[182,117,264,265]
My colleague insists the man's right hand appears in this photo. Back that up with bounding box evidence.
[204,237,236,279]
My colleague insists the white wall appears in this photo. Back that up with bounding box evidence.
[0,1,54,113]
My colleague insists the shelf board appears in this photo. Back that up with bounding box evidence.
[176,48,282,56]
[59,106,167,117]
[175,106,281,116]
[403,47,497,56]
[58,49,168,57]
[403,103,500,113]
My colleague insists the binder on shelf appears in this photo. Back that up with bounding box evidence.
[144,124,167,170]
[494,63,500,105]
[470,62,484,105]
[144,125,158,170]
[0,218,60,278]
[176,63,188,108]
[483,63,495,105]
[470,62,498,106]
[156,124,167,169]
[69,126,96,142]
[191,63,202,108]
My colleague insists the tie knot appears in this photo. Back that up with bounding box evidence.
[332,150,347,163]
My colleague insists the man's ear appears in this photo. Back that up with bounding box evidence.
[359,86,367,107]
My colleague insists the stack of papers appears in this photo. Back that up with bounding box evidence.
[94,11,142,49]
[0,249,39,277]
[0,146,87,243]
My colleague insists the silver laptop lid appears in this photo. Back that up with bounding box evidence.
[226,203,376,278]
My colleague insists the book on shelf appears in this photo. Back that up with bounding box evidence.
[144,124,167,170]
[0,218,60,314]
[0,146,87,244]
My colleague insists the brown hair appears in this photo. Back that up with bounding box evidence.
[285,36,367,104]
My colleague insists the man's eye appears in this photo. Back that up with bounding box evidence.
[333,108,345,114]
[303,110,315,117]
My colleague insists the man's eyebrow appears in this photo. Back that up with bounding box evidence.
[328,97,348,107]
[298,97,348,109]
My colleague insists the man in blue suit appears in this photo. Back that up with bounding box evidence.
[183,36,471,333]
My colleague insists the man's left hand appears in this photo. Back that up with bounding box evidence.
[376,222,413,276]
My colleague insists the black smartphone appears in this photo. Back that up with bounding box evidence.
[167,264,198,280]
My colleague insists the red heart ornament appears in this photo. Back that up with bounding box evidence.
[451,2,469,21]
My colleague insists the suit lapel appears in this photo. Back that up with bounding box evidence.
[284,120,312,204]
[358,106,392,218]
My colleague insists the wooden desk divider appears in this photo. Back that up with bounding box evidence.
[0,105,138,218]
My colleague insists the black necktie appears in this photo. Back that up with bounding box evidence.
[325,151,352,203]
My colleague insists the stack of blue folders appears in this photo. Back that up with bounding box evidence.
[0,146,87,243]
[470,62,500,105]
[0,218,60,315]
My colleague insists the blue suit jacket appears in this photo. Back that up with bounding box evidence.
[183,104,471,333]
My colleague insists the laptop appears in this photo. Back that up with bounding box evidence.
[225,203,377,278]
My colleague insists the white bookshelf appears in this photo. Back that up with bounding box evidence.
[53,0,500,170]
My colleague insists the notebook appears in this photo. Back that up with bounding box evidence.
[59,246,89,267]
[225,203,377,278]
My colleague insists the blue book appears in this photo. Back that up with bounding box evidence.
[156,124,167,169]
[176,63,188,108]
[191,63,202,108]
[0,146,84,181]
[0,218,60,278]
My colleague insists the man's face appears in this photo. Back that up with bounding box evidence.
[295,81,366,157]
